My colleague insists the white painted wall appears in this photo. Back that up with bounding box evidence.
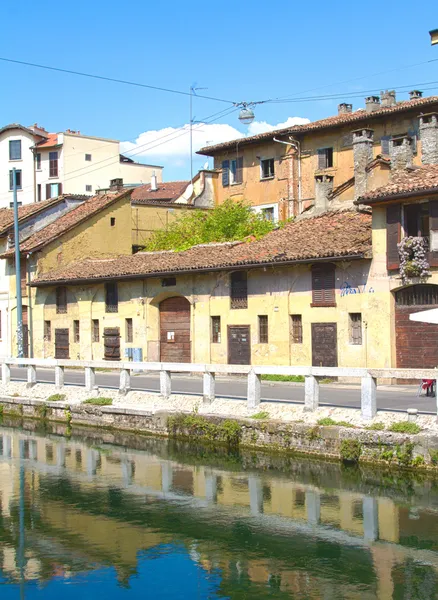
[0,129,37,207]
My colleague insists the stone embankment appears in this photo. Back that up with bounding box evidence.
[0,381,438,470]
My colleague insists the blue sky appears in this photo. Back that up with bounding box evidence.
[2,0,438,181]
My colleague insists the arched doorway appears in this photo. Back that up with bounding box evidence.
[394,284,438,368]
[159,297,191,363]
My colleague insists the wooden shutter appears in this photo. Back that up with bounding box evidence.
[58,183,63,196]
[312,265,335,306]
[235,157,243,184]
[222,160,230,187]
[429,200,438,266]
[56,287,67,314]
[317,149,326,170]
[386,204,401,270]
[20,256,27,296]
[46,184,51,200]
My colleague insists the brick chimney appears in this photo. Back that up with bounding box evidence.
[353,128,374,200]
[389,135,413,170]
[314,174,334,213]
[365,96,380,113]
[380,90,396,107]
[110,178,123,191]
[338,103,353,115]
[419,113,438,164]
[409,90,423,100]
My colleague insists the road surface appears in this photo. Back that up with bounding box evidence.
[8,367,436,414]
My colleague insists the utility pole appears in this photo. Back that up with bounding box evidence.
[12,168,23,358]
[189,84,207,183]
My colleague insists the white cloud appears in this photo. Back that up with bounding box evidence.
[120,115,310,165]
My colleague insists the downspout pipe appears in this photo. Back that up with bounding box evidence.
[273,137,302,216]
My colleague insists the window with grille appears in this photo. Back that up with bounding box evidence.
[92,319,100,342]
[349,313,362,345]
[317,147,334,169]
[56,286,67,314]
[211,316,221,343]
[291,314,303,343]
[259,315,268,343]
[105,282,118,313]
[49,151,58,177]
[260,158,275,179]
[44,320,51,341]
[126,318,133,343]
[311,264,336,306]
[230,271,248,309]
[74,320,80,343]
[9,140,21,160]
[395,284,438,306]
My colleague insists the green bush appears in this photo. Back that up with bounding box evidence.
[429,449,438,465]
[83,397,113,406]
[47,393,66,402]
[250,411,270,420]
[365,422,385,431]
[317,417,337,426]
[167,413,242,448]
[144,199,279,252]
[389,421,421,435]
[261,374,304,383]
[340,440,362,463]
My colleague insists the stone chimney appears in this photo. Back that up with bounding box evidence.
[353,128,374,200]
[409,90,423,100]
[338,103,353,115]
[419,113,438,164]
[314,174,334,213]
[109,178,123,191]
[365,96,380,113]
[389,135,413,170]
[380,90,396,108]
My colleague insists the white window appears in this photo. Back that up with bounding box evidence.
[253,203,279,223]
[260,158,274,179]
[261,207,275,222]
[9,140,21,161]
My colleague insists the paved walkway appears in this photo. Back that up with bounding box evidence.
[9,367,437,414]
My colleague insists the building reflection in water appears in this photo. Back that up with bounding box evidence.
[0,425,437,598]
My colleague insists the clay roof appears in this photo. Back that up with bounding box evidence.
[35,133,59,148]
[358,165,438,204]
[197,96,438,156]
[131,181,190,204]
[31,210,371,286]
[1,189,132,257]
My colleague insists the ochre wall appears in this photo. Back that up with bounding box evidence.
[131,204,191,247]
[32,259,392,368]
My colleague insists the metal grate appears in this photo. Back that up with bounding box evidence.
[291,315,303,343]
[395,284,438,306]
[230,272,248,309]
[259,315,268,343]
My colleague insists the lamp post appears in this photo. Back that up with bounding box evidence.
[12,168,23,358]
[430,29,438,45]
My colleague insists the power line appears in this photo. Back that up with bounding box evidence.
[0,56,236,105]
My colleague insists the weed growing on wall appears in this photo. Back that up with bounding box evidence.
[389,422,421,434]
[83,398,113,406]
[47,394,66,402]
[167,413,242,449]
[144,199,280,252]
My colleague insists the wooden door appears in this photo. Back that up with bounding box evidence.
[22,306,29,358]
[55,328,69,359]
[311,323,337,367]
[228,326,251,365]
[160,297,191,363]
[103,327,121,361]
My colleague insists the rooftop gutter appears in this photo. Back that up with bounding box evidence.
[30,252,368,288]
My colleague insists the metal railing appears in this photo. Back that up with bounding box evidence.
[1,358,437,420]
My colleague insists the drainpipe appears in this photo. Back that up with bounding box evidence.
[273,137,301,216]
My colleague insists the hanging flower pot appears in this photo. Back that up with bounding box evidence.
[398,236,431,283]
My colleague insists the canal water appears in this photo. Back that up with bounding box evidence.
[0,423,437,599]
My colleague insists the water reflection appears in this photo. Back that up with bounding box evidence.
[0,423,437,598]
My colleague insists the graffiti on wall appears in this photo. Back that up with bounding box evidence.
[340,282,375,297]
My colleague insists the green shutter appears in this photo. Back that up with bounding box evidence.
[222,160,230,186]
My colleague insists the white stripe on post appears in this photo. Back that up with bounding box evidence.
[247,369,261,410]
[27,365,37,388]
[55,366,64,389]
[304,375,319,411]
[203,371,215,404]
[361,375,377,420]
[85,367,96,393]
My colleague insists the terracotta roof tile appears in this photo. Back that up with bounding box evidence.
[358,165,438,203]
[0,197,69,236]
[131,181,190,203]
[1,190,132,257]
[31,210,371,286]
[197,96,438,155]
[35,133,59,148]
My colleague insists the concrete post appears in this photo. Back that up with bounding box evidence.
[304,375,319,411]
[85,367,96,393]
[161,462,173,493]
[55,366,64,389]
[361,375,377,420]
[248,474,264,515]
[203,372,215,404]
[2,363,10,386]
[205,471,218,503]
[306,490,321,525]
[247,369,261,410]
[119,369,131,395]
[407,408,418,423]
[363,496,379,542]
[160,370,171,399]
[27,365,37,388]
